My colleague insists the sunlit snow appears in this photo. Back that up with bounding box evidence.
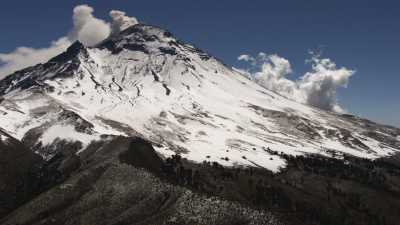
[0,24,399,172]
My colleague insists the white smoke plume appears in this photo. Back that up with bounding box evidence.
[0,5,139,79]
[69,4,111,47]
[237,52,355,112]
[110,10,139,35]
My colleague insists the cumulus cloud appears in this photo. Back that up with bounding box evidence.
[0,5,139,79]
[299,53,354,112]
[237,52,355,112]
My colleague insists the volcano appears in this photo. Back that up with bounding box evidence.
[1,23,400,225]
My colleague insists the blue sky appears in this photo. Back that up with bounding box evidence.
[0,0,399,127]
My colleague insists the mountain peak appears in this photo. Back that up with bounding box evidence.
[49,41,87,63]
[97,24,176,55]
[1,21,399,175]
[0,41,88,95]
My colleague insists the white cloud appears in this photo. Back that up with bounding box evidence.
[238,52,355,112]
[238,53,298,97]
[0,37,71,78]
[298,53,354,112]
[0,5,139,79]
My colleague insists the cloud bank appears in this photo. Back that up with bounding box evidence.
[0,38,71,78]
[237,52,355,112]
[0,5,138,79]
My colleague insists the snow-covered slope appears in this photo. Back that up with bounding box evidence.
[1,24,399,172]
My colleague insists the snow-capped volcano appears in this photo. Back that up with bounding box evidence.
[1,24,399,172]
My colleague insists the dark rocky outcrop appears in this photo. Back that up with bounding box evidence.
[0,130,43,218]
[48,41,86,64]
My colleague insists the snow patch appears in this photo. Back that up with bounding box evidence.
[0,134,9,142]
[39,124,100,153]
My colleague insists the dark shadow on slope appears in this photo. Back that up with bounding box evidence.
[119,138,164,174]
[0,130,43,218]
[125,145,400,225]
[1,136,280,225]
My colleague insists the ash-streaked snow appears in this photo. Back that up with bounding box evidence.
[0,24,399,172]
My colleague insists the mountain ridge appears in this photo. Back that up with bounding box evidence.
[0,23,399,172]
[1,22,400,225]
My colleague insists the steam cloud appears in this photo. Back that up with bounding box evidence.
[237,52,355,112]
[0,5,139,79]
[69,5,111,47]
[110,10,139,35]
